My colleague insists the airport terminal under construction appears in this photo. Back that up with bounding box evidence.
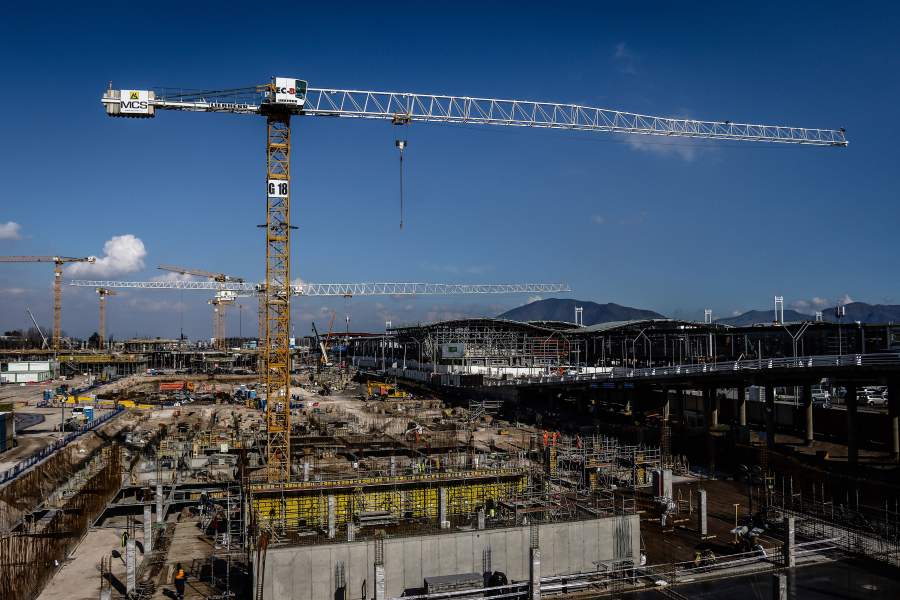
[3,73,899,600]
[2,308,900,600]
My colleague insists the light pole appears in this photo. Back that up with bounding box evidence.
[836,305,846,358]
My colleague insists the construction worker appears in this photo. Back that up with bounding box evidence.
[174,562,186,599]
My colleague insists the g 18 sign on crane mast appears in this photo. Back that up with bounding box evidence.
[102,77,847,481]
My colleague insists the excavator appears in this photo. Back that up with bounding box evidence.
[365,380,410,400]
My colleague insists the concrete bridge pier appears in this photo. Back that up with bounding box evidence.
[846,383,858,466]
[737,385,747,426]
[661,387,670,423]
[704,387,718,473]
[802,384,814,445]
[765,385,776,449]
[889,379,900,463]
[709,388,719,428]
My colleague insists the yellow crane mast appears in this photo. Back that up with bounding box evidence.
[0,255,96,350]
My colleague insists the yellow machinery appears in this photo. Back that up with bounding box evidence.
[366,380,410,399]
[250,469,527,530]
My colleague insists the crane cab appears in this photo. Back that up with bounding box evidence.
[267,77,307,110]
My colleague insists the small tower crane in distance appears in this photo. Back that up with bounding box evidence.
[209,291,237,351]
[102,78,847,483]
[0,255,97,350]
[96,287,117,350]
[158,265,245,351]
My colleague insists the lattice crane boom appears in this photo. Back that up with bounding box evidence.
[102,76,846,483]
[1,255,97,350]
[69,280,571,296]
[104,83,848,146]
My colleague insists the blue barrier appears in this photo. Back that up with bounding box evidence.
[0,406,124,486]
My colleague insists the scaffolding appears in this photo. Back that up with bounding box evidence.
[207,481,245,598]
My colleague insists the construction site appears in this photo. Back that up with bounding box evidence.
[2,10,900,599]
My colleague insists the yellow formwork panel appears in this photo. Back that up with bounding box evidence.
[251,473,528,529]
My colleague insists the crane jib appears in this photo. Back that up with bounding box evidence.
[101,79,848,146]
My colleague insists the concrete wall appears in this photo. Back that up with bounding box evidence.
[258,515,639,600]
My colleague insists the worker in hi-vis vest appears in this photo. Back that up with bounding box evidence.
[174,562,186,599]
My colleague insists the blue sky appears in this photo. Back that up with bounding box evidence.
[1,2,898,340]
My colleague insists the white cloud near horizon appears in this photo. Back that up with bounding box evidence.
[67,234,147,277]
[612,42,638,74]
[0,221,22,240]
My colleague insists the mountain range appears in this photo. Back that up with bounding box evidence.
[497,298,664,325]
[717,302,900,326]
[498,299,900,327]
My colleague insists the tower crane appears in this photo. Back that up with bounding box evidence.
[0,255,96,350]
[158,265,245,351]
[102,78,846,482]
[96,288,117,350]
[209,291,237,351]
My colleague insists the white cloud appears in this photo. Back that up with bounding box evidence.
[67,234,147,277]
[791,295,851,314]
[612,42,638,74]
[125,296,187,313]
[526,295,543,304]
[151,271,197,283]
[0,221,22,240]
[592,215,606,225]
[626,137,699,162]
[421,262,493,276]
[731,309,743,316]
[0,287,27,295]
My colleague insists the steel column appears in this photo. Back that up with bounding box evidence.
[53,262,62,350]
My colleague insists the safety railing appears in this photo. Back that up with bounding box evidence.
[482,353,900,387]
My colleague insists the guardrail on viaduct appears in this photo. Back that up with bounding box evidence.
[482,353,900,387]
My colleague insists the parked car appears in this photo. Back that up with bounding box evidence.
[858,387,887,407]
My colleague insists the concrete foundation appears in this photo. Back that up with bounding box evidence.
[783,516,795,568]
[256,516,640,600]
[125,538,136,594]
[143,503,152,556]
[698,489,708,538]
[156,483,163,524]
[530,547,541,600]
